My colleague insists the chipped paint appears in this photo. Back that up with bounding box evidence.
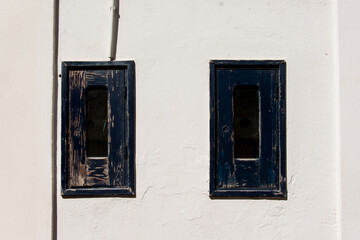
[210,60,286,198]
[62,62,135,197]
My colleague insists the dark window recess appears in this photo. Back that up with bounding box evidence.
[210,60,286,199]
[233,85,259,159]
[86,86,108,157]
[61,61,135,197]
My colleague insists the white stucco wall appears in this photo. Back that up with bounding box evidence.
[0,1,54,239]
[57,0,340,239]
[339,1,360,239]
[0,0,348,239]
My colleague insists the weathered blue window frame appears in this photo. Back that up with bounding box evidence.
[61,61,135,197]
[210,60,286,199]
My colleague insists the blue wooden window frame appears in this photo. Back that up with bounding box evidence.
[210,60,286,199]
[61,61,135,197]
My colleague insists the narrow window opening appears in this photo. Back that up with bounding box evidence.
[233,85,260,159]
[86,86,108,157]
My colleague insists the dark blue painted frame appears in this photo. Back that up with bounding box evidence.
[61,61,135,197]
[209,60,286,199]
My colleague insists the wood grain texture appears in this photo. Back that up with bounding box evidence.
[68,70,86,187]
[61,61,136,197]
[86,157,110,186]
[108,69,127,187]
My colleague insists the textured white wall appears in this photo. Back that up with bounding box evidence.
[57,0,340,239]
[339,1,360,239]
[0,0,54,239]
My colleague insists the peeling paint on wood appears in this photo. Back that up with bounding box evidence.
[61,61,136,197]
[209,60,286,199]
[68,70,86,187]
[86,157,110,186]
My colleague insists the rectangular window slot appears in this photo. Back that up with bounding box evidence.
[86,86,108,157]
[233,85,260,159]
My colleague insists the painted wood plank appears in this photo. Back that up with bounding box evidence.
[68,70,86,187]
[86,157,110,186]
[108,69,126,187]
